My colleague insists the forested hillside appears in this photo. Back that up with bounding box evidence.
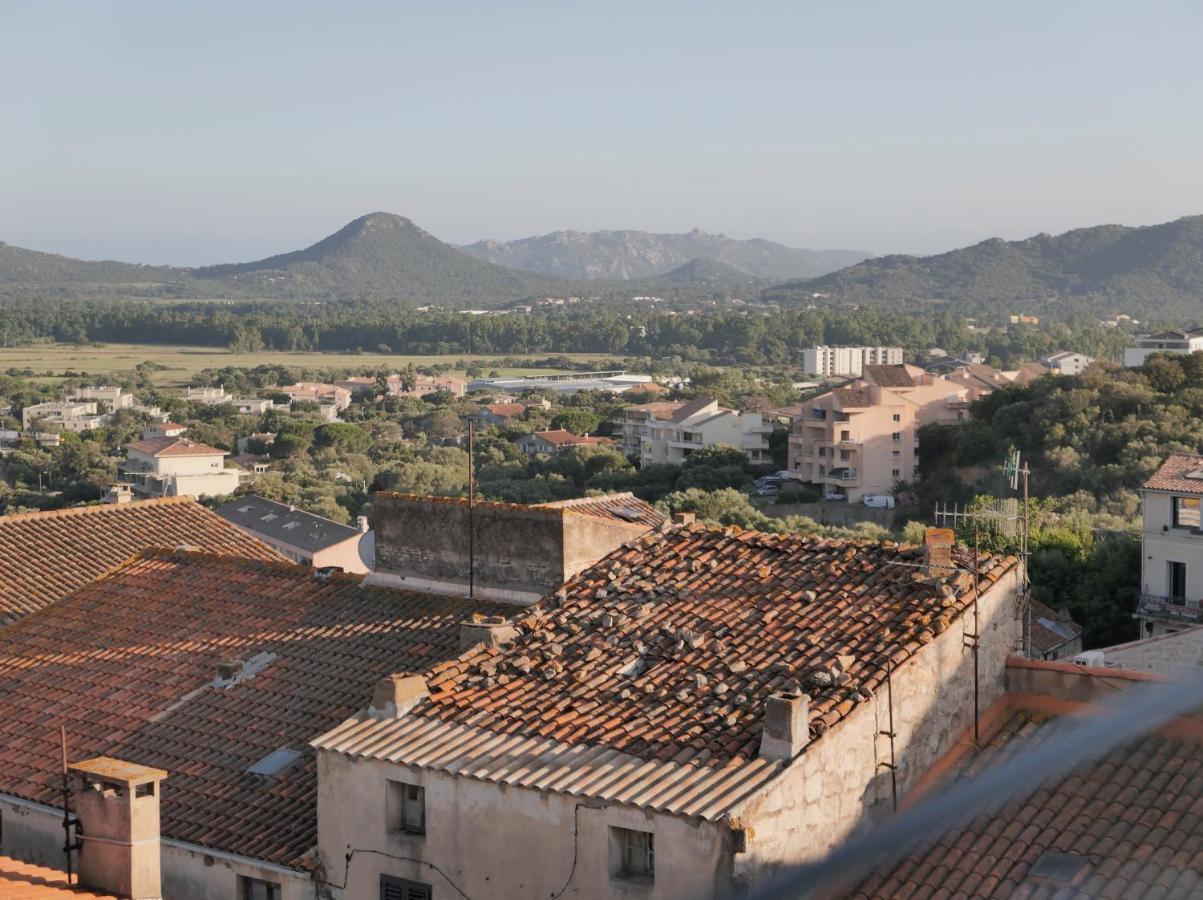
[765,215,1203,322]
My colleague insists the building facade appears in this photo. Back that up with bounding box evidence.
[787,365,971,502]
[1137,454,1203,637]
[1123,328,1203,368]
[615,397,772,465]
[1040,350,1095,376]
[119,437,242,499]
[801,346,903,378]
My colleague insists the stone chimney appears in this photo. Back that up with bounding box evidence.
[759,692,810,761]
[368,674,429,719]
[70,756,167,900]
[459,615,519,651]
[103,483,133,505]
[923,527,956,577]
[672,512,696,526]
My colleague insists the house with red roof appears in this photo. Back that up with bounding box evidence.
[119,436,241,499]
[514,429,612,455]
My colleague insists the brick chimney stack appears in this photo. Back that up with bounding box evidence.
[923,527,956,577]
[70,756,167,900]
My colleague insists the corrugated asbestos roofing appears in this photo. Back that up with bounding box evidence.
[317,525,1016,818]
[1143,453,1203,493]
[536,492,666,528]
[0,497,282,626]
[0,856,116,899]
[0,551,510,870]
[852,709,1203,898]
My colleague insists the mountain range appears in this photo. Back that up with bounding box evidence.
[460,229,870,280]
[764,215,1203,320]
[4,212,1203,320]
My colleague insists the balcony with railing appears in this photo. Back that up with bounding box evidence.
[1136,593,1203,623]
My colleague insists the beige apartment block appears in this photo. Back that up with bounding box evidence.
[1136,454,1203,637]
[787,364,975,502]
[616,396,773,465]
[119,436,242,499]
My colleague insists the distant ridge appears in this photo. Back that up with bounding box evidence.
[461,228,870,280]
[764,215,1203,320]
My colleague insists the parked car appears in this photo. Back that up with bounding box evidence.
[755,484,781,497]
[775,470,799,481]
[862,494,896,509]
[824,490,845,502]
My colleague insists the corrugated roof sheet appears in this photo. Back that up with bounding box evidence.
[312,715,783,822]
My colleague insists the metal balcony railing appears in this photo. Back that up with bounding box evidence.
[1137,593,1203,622]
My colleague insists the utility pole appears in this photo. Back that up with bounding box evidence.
[467,420,475,600]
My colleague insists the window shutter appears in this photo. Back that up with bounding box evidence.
[381,874,432,900]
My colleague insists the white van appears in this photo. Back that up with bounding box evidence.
[861,494,896,509]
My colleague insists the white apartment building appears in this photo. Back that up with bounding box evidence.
[801,345,903,378]
[1123,329,1203,368]
[185,385,230,404]
[615,396,772,465]
[281,382,353,411]
[1137,454,1203,638]
[119,436,241,499]
[74,385,135,410]
[20,400,105,433]
[1040,351,1095,376]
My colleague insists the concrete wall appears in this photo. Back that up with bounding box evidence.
[1092,626,1203,676]
[728,567,1023,886]
[0,794,316,900]
[373,493,645,598]
[316,752,735,900]
[1142,490,1203,600]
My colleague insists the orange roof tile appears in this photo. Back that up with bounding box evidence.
[0,498,282,627]
[124,437,226,457]
[1143,453,1203,493]
[0,856,115,899]
[414,525,1017,767]
[0,551,510,870]
[852,708,1203,898]
[528,430,611,447]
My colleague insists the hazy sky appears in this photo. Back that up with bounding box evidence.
[3,1,1202,265]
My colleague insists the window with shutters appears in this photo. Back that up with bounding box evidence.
[239,876,282,900]
[380,874,432,900]
[386,779,426,835]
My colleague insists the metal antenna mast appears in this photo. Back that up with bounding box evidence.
[467,420,476,600]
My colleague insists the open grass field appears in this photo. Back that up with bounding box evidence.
[0,343,612,389]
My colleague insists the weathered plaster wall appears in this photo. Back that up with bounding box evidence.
[316,751,735,900]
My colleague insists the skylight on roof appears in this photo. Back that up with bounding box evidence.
[282,521,300,530]
[247,747,303,777]
[1186,468,1203,481]
[261,513,278,521]
[237,505,253,513]
[612,506,643,522]
[1029,850,1086,883]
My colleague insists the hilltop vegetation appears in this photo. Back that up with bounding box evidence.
[461,227,870,280]
[765,215,1203,322]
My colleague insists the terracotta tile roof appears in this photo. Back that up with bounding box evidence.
[123,437,226,457]
[0,498,282,627]
[0,551,510,870]
[415,525,1018,767]
[1029,599,1082,656]
[863,364,916,388]
[853,709,1203,898]
[482,402,527,418]
[666,395,720,423]
[623,382,668,396]
[1143,453,1203,493]
[528,429,612,447]
[0,856,115,899]
[536,493,666,528]
[627,401,686,419]
[833,386,872,408]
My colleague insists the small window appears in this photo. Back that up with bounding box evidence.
[1173,496,1201,529]
[891,450,901,459]
[240,876,282,900]
[891,432,901,441]
[612,827,654,882]
[892,469,901,477]
[892,413,901,422]
[381,875,432,900]
[387,780,426,835]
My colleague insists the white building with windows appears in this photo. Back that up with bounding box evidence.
[119,436,241,499]
[1039,350,1095,376]
[614,396,772,465]
[1123,328,1203,368]
[801,345,903,378]
[1137,454,1203,637]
